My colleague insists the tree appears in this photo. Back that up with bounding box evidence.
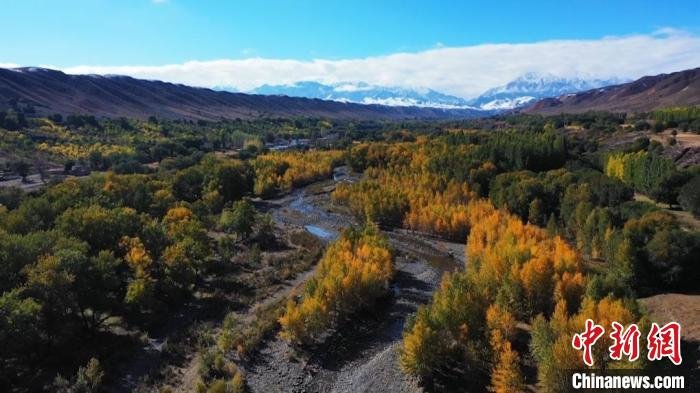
[24,246,119,333]
[255,213,275,244]
[650,171,688,208]
[0,186,24,210]
[400,271,487,380]
[122,237,156,308]
[217,235,237,263]
[56,205,140,252]
[12,160,30,182]
[528,198,544,226]
[205,160,253,203]
[163,206,208,243]
[490,341,525,393]
[230,371,246,393]
[280,224,393,345]
[0,289,42,358]
[64,159,76,174]
[172,166,204,202]
[219,199,256,238]
[646,228,699,288]
[77,250,123,330]
[87,150,106,171]
[486,304,516,346]
[399,308,442,377]
[162,237,206,293]
[634,120,651,131]
[678,175,700,217]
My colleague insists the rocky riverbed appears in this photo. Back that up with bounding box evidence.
[245,167,466,393]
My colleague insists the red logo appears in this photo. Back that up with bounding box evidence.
[608,322,640,361]
[647,322,682,365]
[572,320,682,366]
[572,319,605,366]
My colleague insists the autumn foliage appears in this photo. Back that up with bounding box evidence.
[338,138,648,390]
[279,224,393,345]
[334,141,480,240]
[253,150,344,197]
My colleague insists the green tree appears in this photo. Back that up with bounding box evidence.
[172,166,204,202]
[56,205,140,252]
[217,235,238,263]
[219,199,256,238]
[528,198,544,226]
[204,160,253,203]
[162,237,207,293]
[678,175,700,217]
[25,246,120,333]
[646,228,700,288]
[12,160,31,182]
[0,289,42,358]
[0,186,24,210]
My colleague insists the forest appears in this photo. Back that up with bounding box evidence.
[1,109,699,392]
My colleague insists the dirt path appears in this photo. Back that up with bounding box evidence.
[0,171,97,193]
[0,173,47,192]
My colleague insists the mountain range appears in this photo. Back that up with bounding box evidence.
[525,67,700,114]
[244,73,626,110]
[0,67,697,121]
[0,67,482,120]
[249,82,471,109]
[469,73,627,110]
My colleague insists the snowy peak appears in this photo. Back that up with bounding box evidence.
[479,96,536,111]
[470,72,627,110]
[497,72,625,94]
[247,81,475,109]
[233,73,626,111]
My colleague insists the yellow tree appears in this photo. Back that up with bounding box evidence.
[490,340,525,393]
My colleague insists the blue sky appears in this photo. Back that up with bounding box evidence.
[2,0,700,97]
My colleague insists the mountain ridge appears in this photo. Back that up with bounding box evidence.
[468,73,627,110]
[245,73,626,111]
[0,67,483,120]
[247,81,474,109]
[1,67,697,120]
[525,67,700,114]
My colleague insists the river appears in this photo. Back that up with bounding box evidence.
[245,167,466,393]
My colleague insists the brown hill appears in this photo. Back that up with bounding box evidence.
[526,67,700,114]
[0,67,482,120]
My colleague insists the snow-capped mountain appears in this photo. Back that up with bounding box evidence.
[231,73,626,111]
[248,81,474,109]
[468,72,627,110]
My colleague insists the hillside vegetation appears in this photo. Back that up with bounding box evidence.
[0,109,698,392]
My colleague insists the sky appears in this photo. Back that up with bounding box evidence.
[2,0,700,98]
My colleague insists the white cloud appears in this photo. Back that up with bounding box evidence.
[57,29,700,98]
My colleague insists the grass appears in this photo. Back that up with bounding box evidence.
[217,298,288,359]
